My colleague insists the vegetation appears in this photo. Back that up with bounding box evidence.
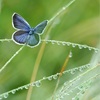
[0,0,99,100]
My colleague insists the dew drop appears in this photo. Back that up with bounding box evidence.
[86,64,90,68]
[47,76,53,81]
[63,7,66,10]
[95,49,99,53]
[11,90,16,94]
[43,76,47,80]
[83,45,87,48]
[3,93,9,99]
[57,42,60,45]
[52,75,58,80]
[69,51,72,58]
[20,86,25,90]
[31,82,35,86]
[35,81,41,87]
[62,42,66,46]
[24,85,29,89]
[78,45,83,49]
[72,44,76,48]
[70,69,75,74]
[66,42,71,46]
[79,67,83,72]
[88,47,92,50]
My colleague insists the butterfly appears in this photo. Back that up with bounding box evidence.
[12,13,48,47]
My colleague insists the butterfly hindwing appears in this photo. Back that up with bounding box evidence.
[26,34,40,47]
[34,20,48,34]
[12,30,29,44]
[12,13,31,31]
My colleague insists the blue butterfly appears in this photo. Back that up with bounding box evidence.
[12,13,48,47]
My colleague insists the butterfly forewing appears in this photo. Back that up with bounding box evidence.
[12,13,31,31]
[12,30,29,44]
[34,20,48,34]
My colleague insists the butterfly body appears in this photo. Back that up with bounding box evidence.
[12,13,48,47]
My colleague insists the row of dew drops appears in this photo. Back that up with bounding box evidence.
[42,40,100,53]
[0,39,99,53]
[56,73,99,100]
[0,63,91,100]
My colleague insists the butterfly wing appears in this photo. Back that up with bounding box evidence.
[34,20,48,34]
[12,30,29,45]
[27,34,40,47]
[12,13,31,31]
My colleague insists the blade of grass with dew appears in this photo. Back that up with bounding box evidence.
[26,0,76,100]
[51,51,71,100]
[0,45,25,73]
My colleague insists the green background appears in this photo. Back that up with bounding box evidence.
[0,0,99,100]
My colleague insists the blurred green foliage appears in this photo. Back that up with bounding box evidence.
[0,0,99,100]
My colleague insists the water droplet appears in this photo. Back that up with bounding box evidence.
[78,45,83,49]
[43,76,47,80]
[24,85,29,89]
[72,44,76,48]
[3,93,9,99]
[79,67,84,72]
[66,42,71,46]
[88,47,92,50]
[70,69,75,74]
[57,42,60,45]
[47,76,53,81]
[63,7,65,10]
[86,64,90,68]
[95,49,99,53]
[31,82,35,86]
[62,42,66,46]
[20,86,25,90]
[11,90,16,94]
[52,75,58,79]
[69,51,72,58]
[35,81,41,87]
